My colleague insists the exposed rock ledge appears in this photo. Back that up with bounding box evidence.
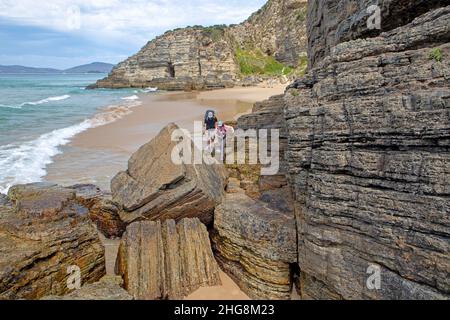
[212,188,297,300]
[0,183,106,299]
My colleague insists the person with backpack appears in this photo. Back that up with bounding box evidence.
[204,110,218,152]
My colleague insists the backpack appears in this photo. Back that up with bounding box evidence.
[204,110,216,123]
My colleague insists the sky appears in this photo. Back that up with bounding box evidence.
[0,0,267,69]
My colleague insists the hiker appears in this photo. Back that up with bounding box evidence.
[204,110,218,152]
[216,121,234,162]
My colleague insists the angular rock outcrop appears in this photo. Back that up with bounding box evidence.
[70,184,126,239]
[111,123,228,225]
[0,183,105,300]
[42,276,133,300]
[93,0,308,90]
[116,218,221,300]
[212,190,297,300]
[283,3,450,299]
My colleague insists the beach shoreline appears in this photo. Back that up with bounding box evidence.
[45,85,286,191]
[68,84,286,301]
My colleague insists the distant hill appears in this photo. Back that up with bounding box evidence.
[0,65,60,74]
[64,62,115,74]
[0,62,115,74]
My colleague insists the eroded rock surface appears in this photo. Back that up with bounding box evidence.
[43,276,133,300]
[0,183,106,300]
[307,0,446,67]
[212,191,297,300]
[116,218,221,300]
[69,184,126,239]
[111,123,228,225]
[284,4,450,299]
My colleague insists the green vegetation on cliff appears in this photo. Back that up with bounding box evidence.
[235,48,292,76]
[202,25,227,42]
[429,48,443,62]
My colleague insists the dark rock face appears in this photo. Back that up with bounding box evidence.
[307,0,447,67]
[0,183,106,300]
[116,218,221,300]
[111,124,228,226]
[286,5,450,299]
[212,189,297,300]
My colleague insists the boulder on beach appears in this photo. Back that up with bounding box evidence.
[111,123,228,225]
[211,188,297,300]
[0,183,106,300]
[116,218,221,300]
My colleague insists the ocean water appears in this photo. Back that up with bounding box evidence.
[0,74,147,194]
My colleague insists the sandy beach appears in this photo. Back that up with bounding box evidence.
[45,85,285,190]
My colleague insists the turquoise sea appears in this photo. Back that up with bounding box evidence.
[0,74,147,193]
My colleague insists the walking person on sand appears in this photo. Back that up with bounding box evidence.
[216,121,234,162]
[204,110,218,152]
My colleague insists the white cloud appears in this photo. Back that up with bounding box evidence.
[0,0,266,46]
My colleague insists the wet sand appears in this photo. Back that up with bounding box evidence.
[45,85,285,190]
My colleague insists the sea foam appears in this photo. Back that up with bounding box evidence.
[0,95,72,109]
[121,95,139,101]
[0,101,139,194]
[22,94,71,106]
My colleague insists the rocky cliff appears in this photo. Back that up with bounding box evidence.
[216,0,450,300]
[235,0,449,299]
[92,0,308,90]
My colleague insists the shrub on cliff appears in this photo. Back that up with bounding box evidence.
[235,48,293,76]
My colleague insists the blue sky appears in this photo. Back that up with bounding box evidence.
[0,0,266,69]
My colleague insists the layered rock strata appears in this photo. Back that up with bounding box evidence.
[116,218,221,300]
[284,3,450,299]
[0,183,106,300]
[111,123,228,226]
[211,189,297,300]
[94,27,239,90]
[307,0,446,67]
